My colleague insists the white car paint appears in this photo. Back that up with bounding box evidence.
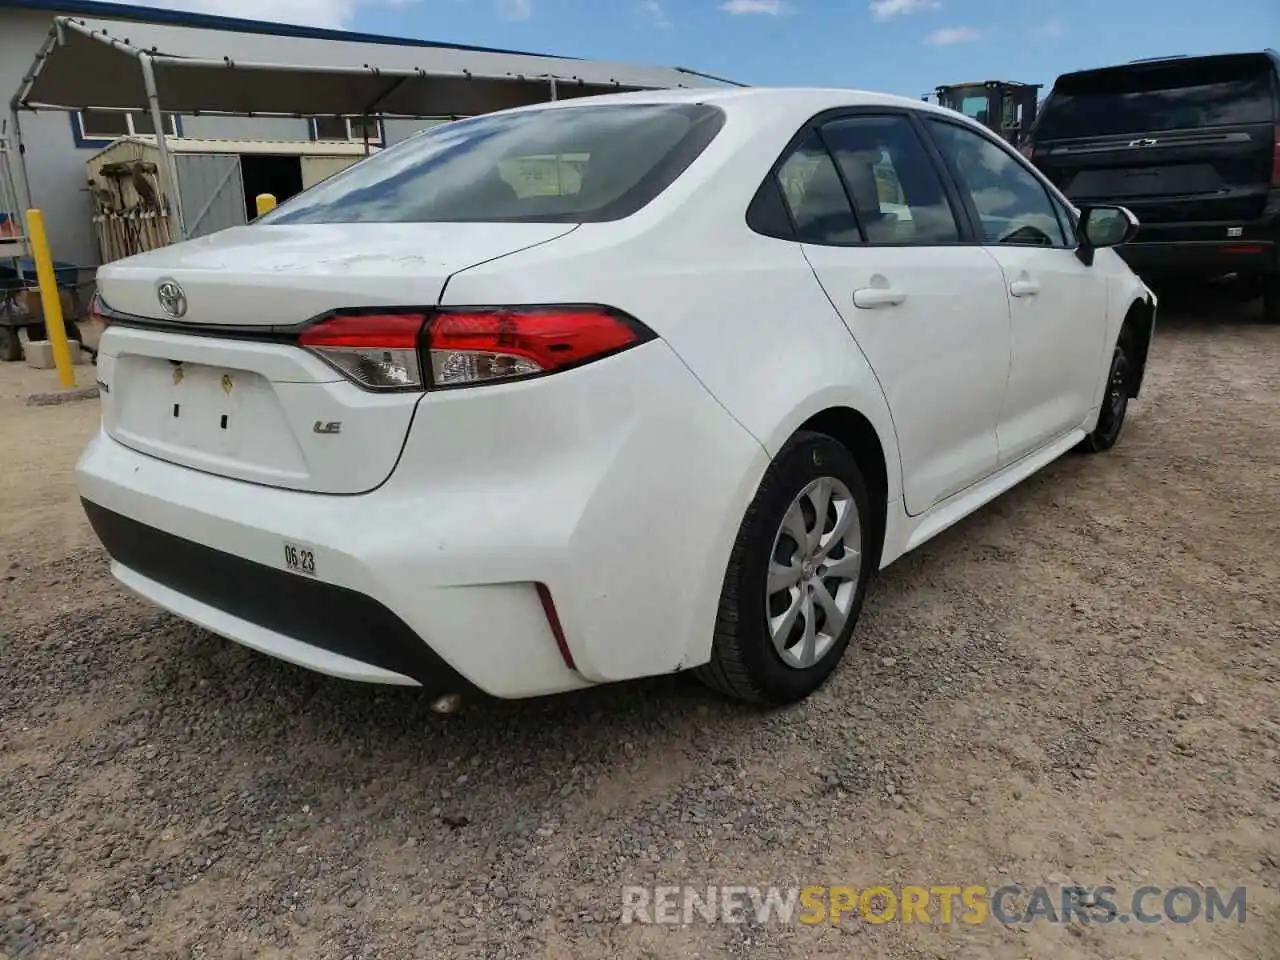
[75,86,1155,700]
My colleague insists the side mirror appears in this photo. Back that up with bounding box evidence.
[1075,204,1139,266]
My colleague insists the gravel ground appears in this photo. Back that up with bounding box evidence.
[1,296,1278,960]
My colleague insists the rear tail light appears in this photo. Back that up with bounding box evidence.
[88,291,109,328]
[298,305,653,392]
[299,312,427,390]
[426,306,649,388]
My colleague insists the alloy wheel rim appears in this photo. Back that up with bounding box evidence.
[766,477,862,670]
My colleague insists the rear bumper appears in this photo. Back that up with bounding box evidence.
[81,499,473,692]
[1117,214,1280,279]
[74,340,769,698]
[1118,240,1277,277]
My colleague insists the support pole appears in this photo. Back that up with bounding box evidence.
[24,208,75,388]
[139,53,186,241]
[548,76,558,101]
[8,104,33,212]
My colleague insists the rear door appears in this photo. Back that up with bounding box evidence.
[778,112,1013,515]
[1030,54,1278,226]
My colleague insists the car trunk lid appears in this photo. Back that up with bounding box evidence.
[95,222,576,494]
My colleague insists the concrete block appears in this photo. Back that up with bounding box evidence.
[23,339,81,370]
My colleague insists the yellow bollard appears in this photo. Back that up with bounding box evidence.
[24,208,75,389]
[255,193,277,217]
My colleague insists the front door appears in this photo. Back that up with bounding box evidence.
[927,117,1108,465]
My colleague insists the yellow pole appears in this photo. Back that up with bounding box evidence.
[24,208,75,388]
[255,193,277,217]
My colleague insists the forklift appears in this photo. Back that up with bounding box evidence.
[925,80,1043,148]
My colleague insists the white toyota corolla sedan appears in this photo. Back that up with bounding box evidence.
[75,87,1156,706]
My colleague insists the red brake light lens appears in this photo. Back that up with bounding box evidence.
[424,306,650,388]
[1272,124,1280,186]
[296,305,653,392]
[299,312,427,390]
[88,291,108,327]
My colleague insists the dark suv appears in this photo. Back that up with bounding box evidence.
[1028,51,1280,321]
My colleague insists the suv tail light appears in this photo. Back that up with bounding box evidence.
[1272,124,1280,186]
[299,306,653,392]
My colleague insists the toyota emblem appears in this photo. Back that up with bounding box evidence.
[157,280,188,319]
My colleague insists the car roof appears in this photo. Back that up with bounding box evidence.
[1053,49,1280,83]
[493,85,964,122]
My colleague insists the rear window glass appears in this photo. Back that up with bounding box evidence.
[1035,57,1276,140]
[259,103,725,225]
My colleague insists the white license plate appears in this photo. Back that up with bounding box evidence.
[282,541,317,577]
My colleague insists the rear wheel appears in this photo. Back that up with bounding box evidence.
[1077,341,1131,453]
[696,431,873,706]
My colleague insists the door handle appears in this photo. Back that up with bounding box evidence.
[853,287,907,309]
[1009,278,1041,298]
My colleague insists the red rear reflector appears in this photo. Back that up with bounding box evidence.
[1222,245,1265,255]
[299,312,427,390]
[425,306,650,388]
[535,582,577,671]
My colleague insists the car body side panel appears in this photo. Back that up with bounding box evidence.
[441,226,902,674]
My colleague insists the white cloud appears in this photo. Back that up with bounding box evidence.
[98,0,417,29]
[925,25,979,45]
[640,0,672,28]
[496,0,532,20]
[1031,16,1065,38]
[720,0,788,15]
[869,0,940,21]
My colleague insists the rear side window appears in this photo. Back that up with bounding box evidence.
[1036,56,1277,140]
[259,103,726,224]
[819,115,962,244]
[774,130,862,244]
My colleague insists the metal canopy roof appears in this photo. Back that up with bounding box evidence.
[15,16,729,118]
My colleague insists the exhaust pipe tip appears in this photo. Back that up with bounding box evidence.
[430,693,464,714]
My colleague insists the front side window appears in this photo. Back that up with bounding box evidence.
[260,103,725,225]
[929,119,1068,247]
[819,114,962,244]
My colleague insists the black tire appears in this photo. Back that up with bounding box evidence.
[0,326,21,362]
[1076,341,1131,454]
[696,430,874,706]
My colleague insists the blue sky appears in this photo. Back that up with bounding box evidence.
[122,0,1280,99]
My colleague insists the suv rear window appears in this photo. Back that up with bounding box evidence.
[260,102,726,225]
[1035,55,1276,140]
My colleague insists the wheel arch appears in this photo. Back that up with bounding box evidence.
[790,405,892,573]
[1120,293,1156,398]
